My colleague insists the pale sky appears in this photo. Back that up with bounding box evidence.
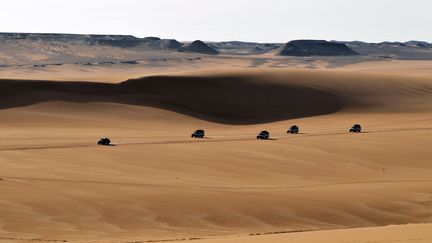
[0,0,431,43]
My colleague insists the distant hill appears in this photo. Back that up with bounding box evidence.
[209,41,281,54]
[0,32,431,60]
[158,39,182,49]
[279,40,359,56]
[340,40,432,59]
[179,40,219,55]
[0,33,146,47]
[146,39,182,50]
[405,41,431,48]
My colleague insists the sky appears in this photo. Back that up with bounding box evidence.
[0,0,431,43]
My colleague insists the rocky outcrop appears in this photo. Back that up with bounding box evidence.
[279,40,359,56]
[179,40,219,55]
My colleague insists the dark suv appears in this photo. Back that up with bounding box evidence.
[287,125,299,134]
[349,124,362,133]
[256,130,270,140]
[191,129,205,138]
[98,138,111,145]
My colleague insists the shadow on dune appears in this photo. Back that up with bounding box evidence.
[0,76,342,124]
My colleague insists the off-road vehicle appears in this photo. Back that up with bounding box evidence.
[98,138,111,145]
[287,125,299,134]
[256,130,270,140]
[191,129,205,138]
[349,124,362,133]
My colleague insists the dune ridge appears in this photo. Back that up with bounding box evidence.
[1,70,431,124]
[0,76,341,124]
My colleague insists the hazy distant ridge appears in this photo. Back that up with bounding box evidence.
[0,32,431,59]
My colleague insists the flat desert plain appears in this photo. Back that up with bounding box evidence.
[0,60,432,243]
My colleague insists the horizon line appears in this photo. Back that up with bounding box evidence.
[0,31,430,44]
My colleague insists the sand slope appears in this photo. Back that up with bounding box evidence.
[0,68,431,242]
[0,74,342,124]
[182,224,432,243]
[1,69,431,123]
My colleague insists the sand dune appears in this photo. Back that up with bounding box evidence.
[0,67,431,242]
[1,69,431,124]
[0,75,341,124]
[181,224,432,243]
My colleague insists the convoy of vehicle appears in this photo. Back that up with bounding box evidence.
[98,124,362,145]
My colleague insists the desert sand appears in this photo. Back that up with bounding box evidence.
[181,224,432,243]
[0,59,431,243]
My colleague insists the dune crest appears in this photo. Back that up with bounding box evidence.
[0,75,341,124]
[1,70,431,124]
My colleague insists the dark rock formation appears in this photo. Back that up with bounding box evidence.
[158,39,183,50]
[179,40,219,55]
[279,40,359,56]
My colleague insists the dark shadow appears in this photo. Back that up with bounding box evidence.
[0,75,343,125]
